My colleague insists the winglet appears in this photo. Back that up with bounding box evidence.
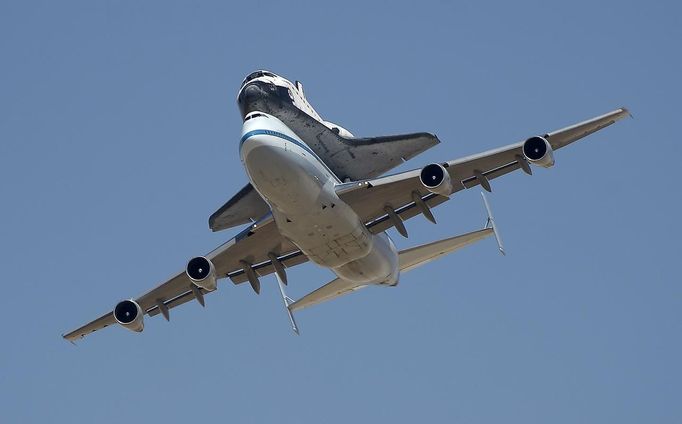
[481,192,505,256]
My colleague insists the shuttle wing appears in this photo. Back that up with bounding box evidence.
[208,183,270,232]
[288,104,440,180]
[327,132,440,179]
[336,108,630,233]
[63,213,306,341]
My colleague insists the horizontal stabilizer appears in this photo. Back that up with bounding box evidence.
[398,228,493,272]
[209,183,270,232]
[288,278,368,312]
[289,228,494,312]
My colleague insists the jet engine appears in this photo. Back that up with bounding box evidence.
[113,299,144,332]
[419,163,452,196]
[523,136,555,168]
[186,256,217,291]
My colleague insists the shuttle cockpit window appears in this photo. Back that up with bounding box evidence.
[240,71,277,89]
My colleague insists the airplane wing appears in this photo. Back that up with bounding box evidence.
[336,108,630,233]
[65,108,629,340]
[327,132,440,179]
[63,213,307,341]
[289,227,495,312]
[208,183,270,232]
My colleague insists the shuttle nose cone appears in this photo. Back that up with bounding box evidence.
[237,80,292,119]
[237,82,264,118]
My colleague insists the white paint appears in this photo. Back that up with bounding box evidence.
[240,113,398,285]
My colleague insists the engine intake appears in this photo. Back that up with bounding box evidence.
[523,136,555,168]
[186,256,217,291]
[419,163,452,196]
[113,299,144,332]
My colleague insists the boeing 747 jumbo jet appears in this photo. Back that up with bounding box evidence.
[63,70,630,341]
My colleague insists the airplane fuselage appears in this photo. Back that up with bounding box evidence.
[61,69,630,342]
[240,112,398,286]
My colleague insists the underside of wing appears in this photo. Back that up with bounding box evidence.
[63,213,306,342]
[141,213,304,314]
[337,108,630,233]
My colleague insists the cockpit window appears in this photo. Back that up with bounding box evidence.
[244,112,268,122]
[240,71,277,89]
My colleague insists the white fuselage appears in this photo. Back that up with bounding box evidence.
[240,113,399,285]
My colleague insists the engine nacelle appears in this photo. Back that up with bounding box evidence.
[323,121,354,138]
[186,256,217,291]
[113,299,144,332]
[523,136,555,168]
[419,163,452,196]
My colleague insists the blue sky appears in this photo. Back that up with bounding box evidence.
[1,1,680,423]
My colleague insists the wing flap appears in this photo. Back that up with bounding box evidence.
[228,250,307,284]
[62,311,116,342]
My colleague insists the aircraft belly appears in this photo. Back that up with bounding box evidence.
[240,118,399,283]
[276,191,374,269]
[334,233,399,285]
[243,142,322,213]
[243,134,372,268]
[303,225,372,268]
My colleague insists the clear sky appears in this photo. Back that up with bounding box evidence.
[1,1,680,423]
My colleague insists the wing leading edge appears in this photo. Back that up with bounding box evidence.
[336,108,630,233]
